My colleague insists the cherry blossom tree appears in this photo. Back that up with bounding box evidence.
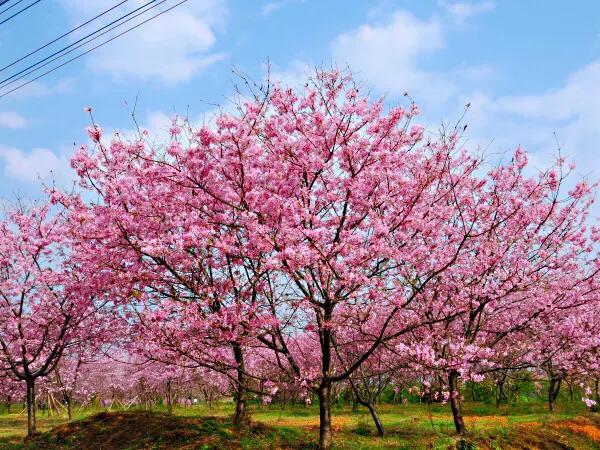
[61,117,276,425]
[0,203,108,435]
[0,372,22,414]
[62,68,599,448]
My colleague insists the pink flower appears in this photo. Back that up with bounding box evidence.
[86,125,103,143]
[582,398,597,408]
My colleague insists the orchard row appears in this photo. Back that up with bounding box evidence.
[0,69,598,449]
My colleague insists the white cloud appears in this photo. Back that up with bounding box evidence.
[271,60,312,89]
[262,0,303,16]
[0,146,74,186]
[145,110,173,134]
[142,107,224,137]
[59,0,228,83]
[0,112,27,129]
[324,6,598,185]
[495,62,600,122]
[454,63,497,83]
[481,61,600,176]
[439,1,495,23]
[331,10,456,107]
[1,79,73,100]
[102,108,220,144]
[262,1,286,16]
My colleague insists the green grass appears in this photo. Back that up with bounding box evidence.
[0,400,598,449]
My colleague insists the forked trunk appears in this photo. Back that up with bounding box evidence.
[448,371,465,435]
[548,376,561,413]
[496,380,504,408]
[366,402,384,437]
[26,377,36,436]
[350,380,385,437]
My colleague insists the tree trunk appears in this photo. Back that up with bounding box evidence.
[166,379,173,415]
[26,377,36,436]
[232,343,248,426]
[448,371,465,435]
[548,379,555,413]
[66,397,72,421]
[366,403,384,437]
[595,379,599,403]
[350,380,385,437]
[318,302,334,449]
[496,380,504,408]
[568,382,574,402]
[318,382,333,450]
[548,376,561,413]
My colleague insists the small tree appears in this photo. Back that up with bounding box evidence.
[0,204,105,435]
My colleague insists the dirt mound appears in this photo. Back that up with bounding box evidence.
[23,411,311,449]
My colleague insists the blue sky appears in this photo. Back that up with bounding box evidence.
[0,0,599,212]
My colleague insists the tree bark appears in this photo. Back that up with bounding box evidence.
[548,379,555,413]
[318,382,333,450]
[568,382,574,402]
[350,379,385,437]
[366,402,384,437]
[496,380,504,408]
[66,397,72,421]
[166,379,173,415]
[317,300,335,450]
[448,371,465,435]
[26,377,36,436]
[470,381,477,402]
[548,376,561,413]
[232,342,248,426]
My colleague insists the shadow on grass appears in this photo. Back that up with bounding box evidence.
[1,411,313,450]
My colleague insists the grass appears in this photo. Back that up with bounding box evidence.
[0,400,598,449]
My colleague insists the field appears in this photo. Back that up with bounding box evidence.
[1,400,599,449]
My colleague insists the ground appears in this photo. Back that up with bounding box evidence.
[0,401,599,449]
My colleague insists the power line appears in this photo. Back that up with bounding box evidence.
[0,0,191,99]
[0,0,167,90]
[0,0,160,86]
[0,0,12,11]
[0,0,129,74]
[0,1,26,17]
[0,0,42,26]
